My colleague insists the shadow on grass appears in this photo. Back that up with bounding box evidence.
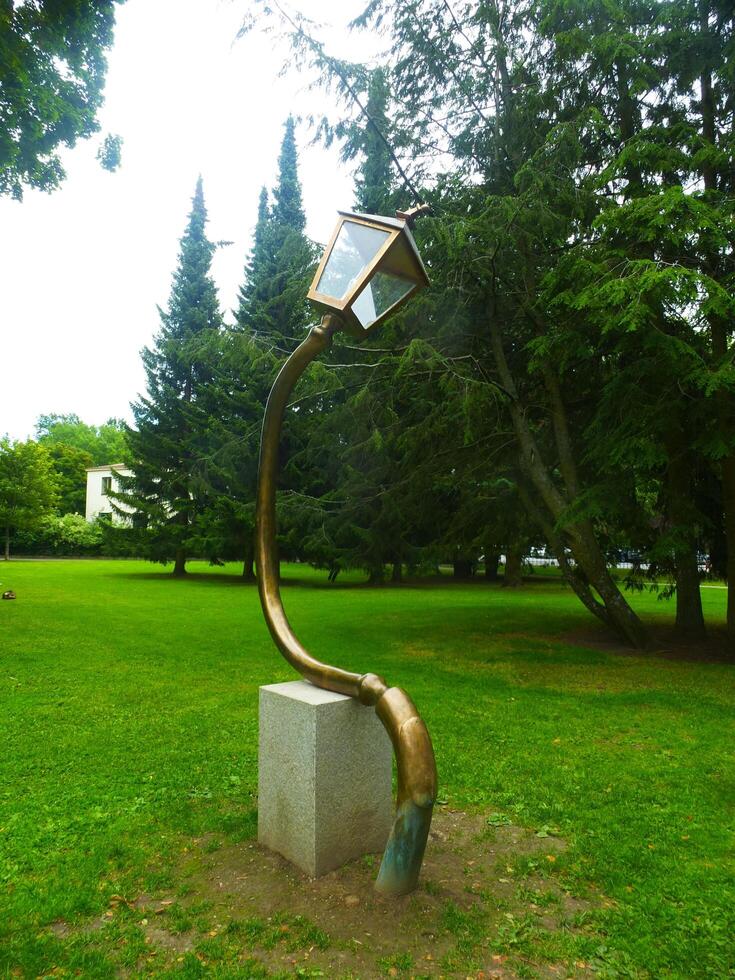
[110,567,567,592]
[111,570,260,588]
[565,622,735,664]
[110,569,373,590]
[105,568,732,663]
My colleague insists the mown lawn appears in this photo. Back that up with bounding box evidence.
[0,560,733,978]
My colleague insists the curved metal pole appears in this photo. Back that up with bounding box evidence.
[255,314,437,896]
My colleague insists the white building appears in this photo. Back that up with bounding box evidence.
[85,464,134,523]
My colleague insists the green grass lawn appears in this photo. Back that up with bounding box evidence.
[1,560,733,978]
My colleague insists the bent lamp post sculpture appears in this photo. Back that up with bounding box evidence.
[255,206,438,896]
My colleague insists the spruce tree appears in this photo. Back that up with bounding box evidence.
[344,67,415,578]
[235,186,271,332]
[115,177,222,576]
[235,117,314,349]
[189,328,278,580]
[346,0,735,647]
[191,188,275,579]
[294,72,426,582]
[200,122,314,575]
[271,116,306,234]
[267,115,314,349]
[353,68,394,215]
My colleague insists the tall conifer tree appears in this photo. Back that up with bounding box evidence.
[235,186,271,331]
[203,121,314,574]
[354,68,394,214]
[116,177,222,576]
[235,117,314,348]
[295,70,423,582]
[272,116,306,233]
[339,68,408,580]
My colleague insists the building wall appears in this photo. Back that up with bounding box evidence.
[85,465,134,523]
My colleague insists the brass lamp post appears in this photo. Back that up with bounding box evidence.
[255,206,437,896]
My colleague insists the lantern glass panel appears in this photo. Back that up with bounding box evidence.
[352,271,415,329]
[316,220,390,300]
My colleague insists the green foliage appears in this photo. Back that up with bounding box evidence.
[188,329,279,577]
[284,78,458,581]
[96,133,123,172]
[35,414,128,467]
[0,1,122,199]
[13,512,103,556]
[193,117,316,574]
[236,185,270,322]
[265,0,735,644]
[51,511,102,552]
[34,415,128,527]
[117,177,223,572]
[345,67,395,214]
[0,438,57,556]
[44,443,93,515]
[271,116,305,234]
[236,117,316,347]
[110,0,733,646]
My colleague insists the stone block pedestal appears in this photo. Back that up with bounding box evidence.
[258,680,392,877]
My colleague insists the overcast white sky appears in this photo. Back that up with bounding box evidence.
[0,0,376,442]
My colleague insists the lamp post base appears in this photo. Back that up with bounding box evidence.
[258,681,393,877]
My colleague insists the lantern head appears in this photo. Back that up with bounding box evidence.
[307,210,429,338]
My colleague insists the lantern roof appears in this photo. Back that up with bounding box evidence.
[307,209,430,337]
[337,210,429,285]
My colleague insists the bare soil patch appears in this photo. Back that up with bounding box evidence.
[564,622,734,663]
[42,811,607,977]
[125,809,604,978]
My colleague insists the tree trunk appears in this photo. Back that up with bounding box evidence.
[504,547,523,587]
[453,558,474,579]
[518,482,613,628]
[675,555,705,637]
[242,537,255,581]
[172,548,187,577]
[489,316,649,648]
[368,563,384,585]
[484,549,500,581]
[520,307,649,646]
[4,525,9,561]
[666,436,705,639]
[391,561,402,583]
[571,528,649,648]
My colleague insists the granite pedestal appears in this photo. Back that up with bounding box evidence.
[258,680,392,877]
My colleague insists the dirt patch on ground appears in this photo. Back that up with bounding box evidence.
[122,809,604,978]
[43,810,606,977]
[563,623,734,663]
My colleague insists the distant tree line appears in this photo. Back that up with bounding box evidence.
[0,416,127,558]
